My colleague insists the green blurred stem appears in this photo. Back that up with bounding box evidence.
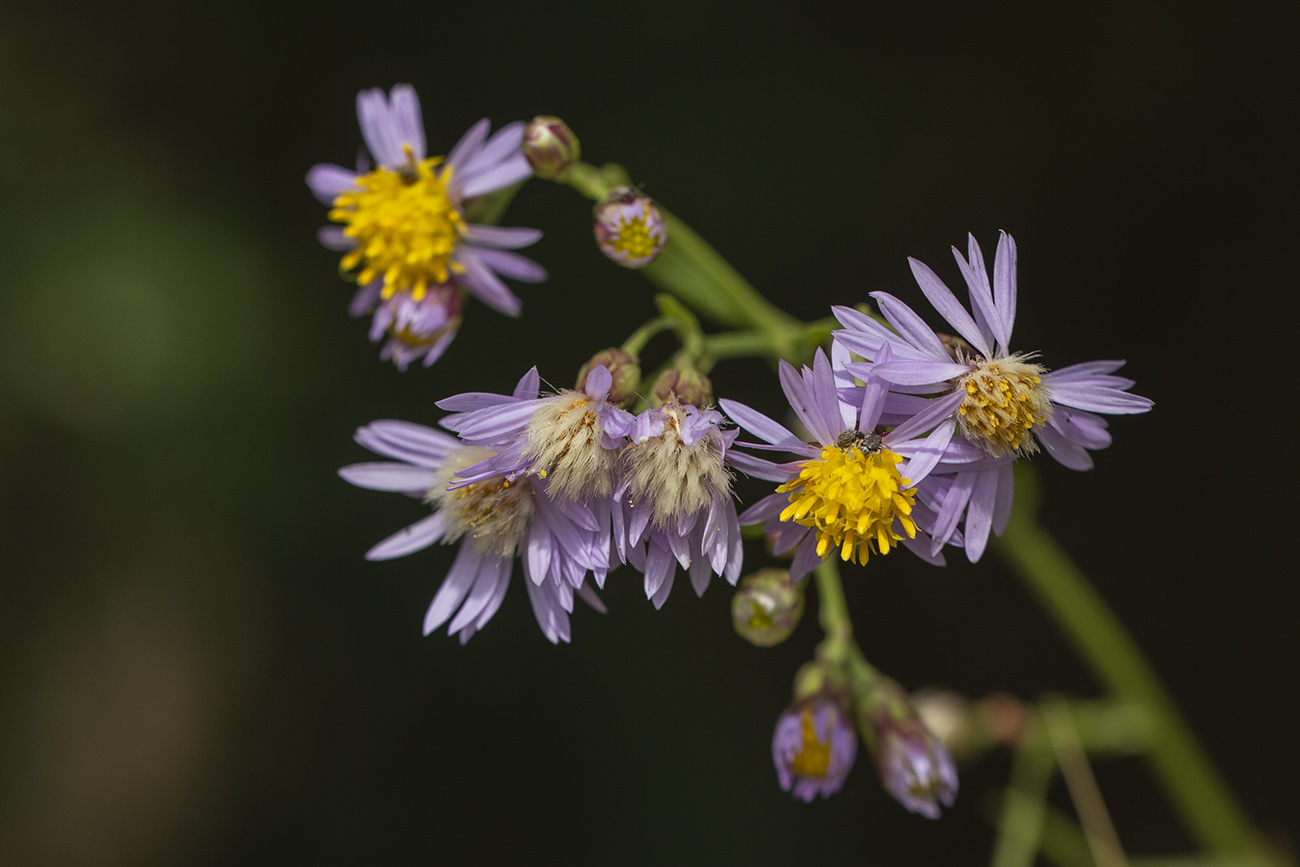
[621,316,675,357]
[991,732,1058,867]
[994,465,1259,859]
[563,161,804,357]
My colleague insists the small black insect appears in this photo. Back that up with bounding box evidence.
[835,428,884,454]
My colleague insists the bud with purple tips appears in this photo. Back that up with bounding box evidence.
[523,115,581,180]
[577,348,641,408]
[772,696,859,802]
[732,568,804,647]
[594,187,667,269]
[649,361,712,407]
[858,677,959,818]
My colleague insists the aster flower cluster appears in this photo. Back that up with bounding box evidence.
[321,84,1161,832]
[341,359,745,644]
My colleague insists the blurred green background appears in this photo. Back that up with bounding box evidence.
[1,1,1296,864]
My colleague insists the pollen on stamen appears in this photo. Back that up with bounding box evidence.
[776,444,916,567]
[956,353,1054,457]
[427,447,535,557]
[329,155,466,300]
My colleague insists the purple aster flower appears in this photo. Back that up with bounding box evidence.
[772,698,859,802]
[593,187,667,268]
[859,678,958,819]
[720,348,976,582]
[613,402,743,607]
[832,231,1152,470]
[307,84,546,368]
[338,368,612,645]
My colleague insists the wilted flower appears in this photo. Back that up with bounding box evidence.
[338,368,613,644]
[732,568,804,646]
[772,698,859,802]
[615,401,743,606]
[593,187,667,268]
[440,365,634,503]
[307,84,546,367]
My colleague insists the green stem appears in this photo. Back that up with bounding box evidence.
[991,731,1058,867]
[621,316,675,358]
[994,464,1260,858]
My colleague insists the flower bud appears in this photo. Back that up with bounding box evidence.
[649,363,712,407]
[732,568,804,647]
[576,348,641,408]
[523,115,581,180]
[772,697,858,802]
[858,677,958,819]
[593,187,667,269]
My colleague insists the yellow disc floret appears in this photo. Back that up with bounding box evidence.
[329,147,465,301]
[777,444,916,566]
[957,354,1054,457]
[790,708,832,777]
[610,206,659,262]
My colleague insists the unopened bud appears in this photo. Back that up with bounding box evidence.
[523,115,581,180]
[650,363,712,407]
[732,568,804,646]
[594,187,667,269]
[858,677,959,819]
[772,697,858,802]
[576,348,640,408]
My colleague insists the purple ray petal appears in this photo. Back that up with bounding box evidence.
[779,360,836,447]
[356,421,460,466]
[455,249,523,316]
[964,469,999,563]
[718,399,805,450]
[993,231,1017,353]
[870,292,950,360]
[1036,422,1095,470]
[367,512,446,561]
[459,154,533,198]
[388,84,426,161]
[445,119,490,175]
[908,257,991,358]
[789,535,822,583]
[1050,383,1153,414]
[339,462,433,493]
[422,544,484,633]
[463,225,543,250]
[306,163,360,203]
[954,235,1003,353]
[871,359,971,387]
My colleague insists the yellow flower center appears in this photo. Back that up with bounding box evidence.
[790,709,832,777]
[329,147,465,302]
[957,354,1054,457]
[609,206,658,261]
[777,445,916,566]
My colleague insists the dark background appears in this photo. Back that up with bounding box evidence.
[1,1,1296,864]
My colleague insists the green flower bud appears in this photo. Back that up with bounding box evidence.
[523,115,581,181]
[732,568,804,647]
[576,348,640,408]
[650,363,712,407]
